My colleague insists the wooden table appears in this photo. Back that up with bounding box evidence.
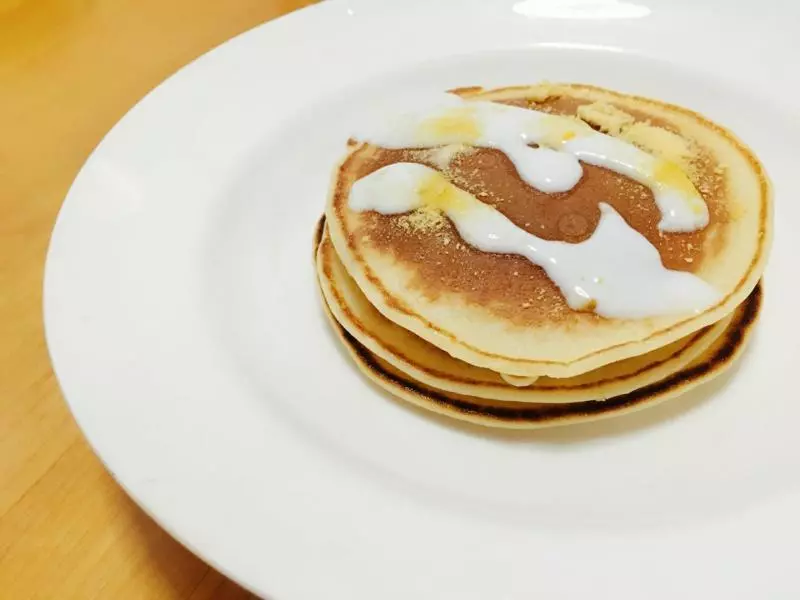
[0,1,312,597]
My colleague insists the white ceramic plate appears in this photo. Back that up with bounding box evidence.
[45,1,800,598]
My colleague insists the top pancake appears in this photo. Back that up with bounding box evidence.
[326,83,771,377]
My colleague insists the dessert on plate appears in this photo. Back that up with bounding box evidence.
[315,83,771,428]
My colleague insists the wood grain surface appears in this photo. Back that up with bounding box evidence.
[0,1,313,597]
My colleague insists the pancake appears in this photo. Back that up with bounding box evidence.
[326,83,771,378]
[316,219,734,403]
[322,281,762,429]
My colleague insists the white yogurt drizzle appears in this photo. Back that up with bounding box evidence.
[349,163,719,318]
[353,94,708,232]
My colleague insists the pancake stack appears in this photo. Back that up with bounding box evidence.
[316,83,771,429]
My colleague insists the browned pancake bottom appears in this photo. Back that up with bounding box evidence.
[336,282,761,425]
